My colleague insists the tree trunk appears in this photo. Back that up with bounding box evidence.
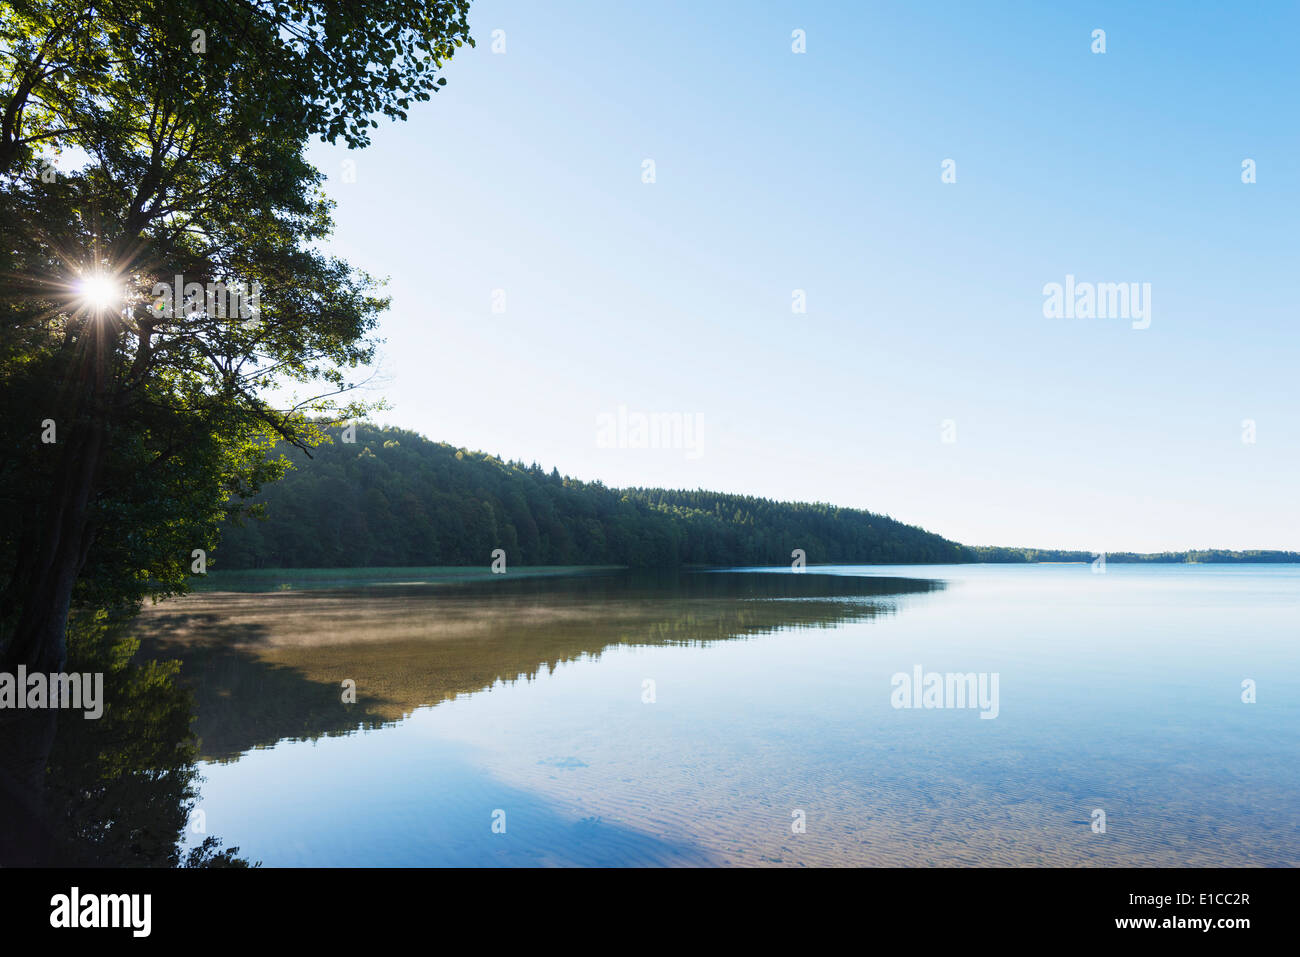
[0,708,59,865]
[3,411,105,674]
[0,325,111,864]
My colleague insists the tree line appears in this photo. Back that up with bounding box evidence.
[213,424,970,568]
[215,424,1300,569]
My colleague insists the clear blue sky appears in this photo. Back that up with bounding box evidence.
[303,0,1299,552]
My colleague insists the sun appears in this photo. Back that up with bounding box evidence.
[75,273,121,313]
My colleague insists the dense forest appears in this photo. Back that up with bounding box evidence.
[214,423,1300,570]
[213,424,968,568]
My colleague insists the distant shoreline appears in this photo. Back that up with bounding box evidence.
[188,560,1300,594]
[963,547,1300,564]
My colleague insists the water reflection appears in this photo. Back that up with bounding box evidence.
[1,612,251,866]
[24,565,1295,867]
[132,570,941,762]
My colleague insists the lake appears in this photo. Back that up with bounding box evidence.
[134,564,1300,866]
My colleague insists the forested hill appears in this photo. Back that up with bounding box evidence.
[213,424,968,568]
[214,424,1300,569]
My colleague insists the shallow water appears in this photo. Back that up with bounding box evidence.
[135,564,1300,866]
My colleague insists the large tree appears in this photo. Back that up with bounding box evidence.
[0,0,473,807]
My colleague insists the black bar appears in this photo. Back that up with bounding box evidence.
[1,866,1283,943]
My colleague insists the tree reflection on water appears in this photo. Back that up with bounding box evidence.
[1,611,251,867]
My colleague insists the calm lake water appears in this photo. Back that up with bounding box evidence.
[135,564,1300,866]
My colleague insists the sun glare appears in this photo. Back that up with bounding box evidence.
[75,273,121,313]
